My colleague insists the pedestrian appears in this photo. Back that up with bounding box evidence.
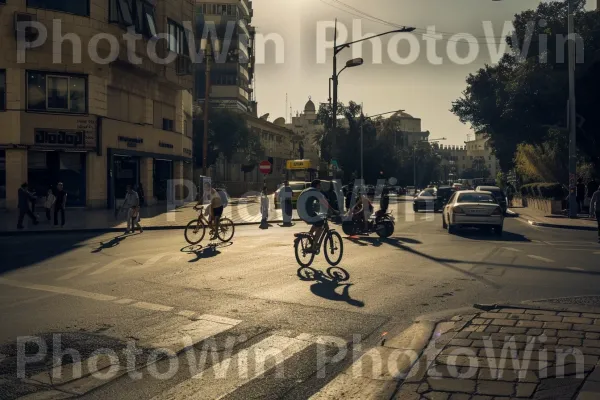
[280,180,293,227]
[260,186,269,229]
[506,184,515,208]
[54,182,67,227]
[119,185,142,234]
[576,178,586,214]
[44,188,55,222]
[591,186,600,243]
[588,178,599,214]
[17,183,39,229]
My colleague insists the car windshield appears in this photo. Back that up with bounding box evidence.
[290,183,305,191]
[458,193,497,203]
[419,189,435,197]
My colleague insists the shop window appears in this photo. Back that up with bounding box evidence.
[27,71,87,113]
[27,0,89,17]
[109,0,157,38]
[163,118,174,131]
[0,70,5,111]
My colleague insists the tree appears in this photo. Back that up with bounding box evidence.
[451,0,600,173]
[193,109,264,168]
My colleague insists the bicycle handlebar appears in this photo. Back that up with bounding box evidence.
[193,204,204,211]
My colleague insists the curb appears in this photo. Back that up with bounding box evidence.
[0,219,303,236]
[474,301,600,314]
[508,210,597,231]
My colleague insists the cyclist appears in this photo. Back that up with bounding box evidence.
[296,179,336,252]
[201,182,223,239]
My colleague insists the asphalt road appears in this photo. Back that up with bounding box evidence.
[1,195,599,399]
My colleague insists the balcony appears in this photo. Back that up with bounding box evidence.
[239,0,250,18]
[237,19,249,37]
[239,65,249,80]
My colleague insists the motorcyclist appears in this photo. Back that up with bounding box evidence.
[350,188,373,232]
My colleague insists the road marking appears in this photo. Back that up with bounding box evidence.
[151,335,312,400]
[177,310,197,318]
[527,255,555,263]
[145,319,241,353]
[114,298,135,305]
[192,314,243,326]
[0,278,117,301]
[56,263,99,281]
[131,301,174,312]
[568,267,585,271]
[88,257,136,276]
[502,247,522,252]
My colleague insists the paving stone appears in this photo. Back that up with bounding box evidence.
[485,326,501,333]
[583,339,600,348]
[499,327,527,334]
[448,394,470,400]
[477,380,515,396]
[582,313,600,319]
[586,366,600,382]
[473,318,492,325]
[491,319,517,327]
[542,329,558,337]
[423,392,450,400]
[557,330,585,339]
[594,319,600,325]
[427,364,475,379]
[507,314,534,321]
[471,397,493,400]
[533,377,581,399]
[515,382,537,397]
[516,321,543,329]
[469,332,491,340]
[525,310,556,316]
[558,312,580,317]
[580,347,600,356]
[585,332,600,339]
[395,386,421,399]
[453,331,471,339]
[534,315,562,323]
[482,313,508,319]
[427,377,476,393]
[577,381,600,400]
[417,382,430,393]
[538,363,593,378]
[557,338,582,346]
[500,309,525,314]
[542,322,572,330]
[448,339,473,347]
[573,324,600,333]
[562,316,592,324]
[527,329,544,336]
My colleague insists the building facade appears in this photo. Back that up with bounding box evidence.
[464,133,500,179]
[0,0,194,210]
[376,111,430,149]
[438,144,467,183]
[285,98,321,172]
[194,0,255,113]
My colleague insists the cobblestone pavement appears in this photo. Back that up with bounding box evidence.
[395,306,600,399]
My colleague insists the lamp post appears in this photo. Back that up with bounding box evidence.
[330,22,415,159]
[359,108,404,182]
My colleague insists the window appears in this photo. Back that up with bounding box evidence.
[27,72,87,113]
[163,118,174,131]
[168,20,188,55]
[110,0,156,38]
[27,0,89,16]
[0,70,5,111]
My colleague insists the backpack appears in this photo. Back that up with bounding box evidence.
[218,189,229,208]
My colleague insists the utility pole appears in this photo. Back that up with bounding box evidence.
[203,39,212,176]
[331,19,338,159]
[567,0,577,218]
[360,102,364,182]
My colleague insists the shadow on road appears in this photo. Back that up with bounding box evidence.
[344,236,422,248]
[454,230,530,242]
[180,242,233,261]
[91,232,141,253]
[296,266,364,307]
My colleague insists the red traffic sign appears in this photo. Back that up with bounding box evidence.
[259,160,271,175]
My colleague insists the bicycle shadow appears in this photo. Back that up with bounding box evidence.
[91,233,140,253]
[180,242,232,261]
[297,266,364,308]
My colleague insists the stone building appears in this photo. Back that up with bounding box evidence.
[285,98,321,173]
[0,0,194,209]
[464,133,500,179]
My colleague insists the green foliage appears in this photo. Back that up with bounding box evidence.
[451,0,600,172]
[520,182,566,200]
[193,109,264,167]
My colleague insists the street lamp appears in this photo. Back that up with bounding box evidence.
[330,23,415,160]
[493,0,577,217]
[359,107,403,182]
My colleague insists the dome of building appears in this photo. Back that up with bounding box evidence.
[392,111,413,119]
[304,97,316,113]
[273,117,286,126]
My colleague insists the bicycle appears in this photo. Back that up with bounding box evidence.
[184,205,235,245]
[294,217,343,267]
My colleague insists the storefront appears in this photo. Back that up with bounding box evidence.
[153,159,173,201]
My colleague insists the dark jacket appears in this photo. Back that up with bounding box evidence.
[18,188,35,210]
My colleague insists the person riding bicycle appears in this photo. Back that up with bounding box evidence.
[200,182,223,239]
[296,179,337,252]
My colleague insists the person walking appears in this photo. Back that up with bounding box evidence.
[120,185,142,234]
[44,188,55,222]
[576,178,586,214]
[588,178,599,215]
[280,181,293,227]
[54,182,67,227]
[591,186,600,243]
[17,183,39,229]
[259,186,269,229]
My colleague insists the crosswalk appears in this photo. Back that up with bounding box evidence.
[14,302,363,400]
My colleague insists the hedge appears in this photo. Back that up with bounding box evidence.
[519,183,566,200]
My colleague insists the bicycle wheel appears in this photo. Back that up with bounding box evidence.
[294,235,315,267]
[327,266,350,282]
[185,219,206,245]
[216,218,235,242]
[323,231,343,266]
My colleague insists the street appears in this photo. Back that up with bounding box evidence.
[1,196,599,399]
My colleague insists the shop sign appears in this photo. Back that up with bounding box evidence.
[35,130,85,147]
[119,136,143,148]
[159,141,174,149]
[183,148,192,155]
[286,159,311,170]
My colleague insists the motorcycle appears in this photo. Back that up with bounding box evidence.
[342,208,395,238]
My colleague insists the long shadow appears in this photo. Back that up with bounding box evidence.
[454,229,531,242]
[344,236,422,248]
[180,242,233,261]
[297,266,364,307]
[91,233,140,253]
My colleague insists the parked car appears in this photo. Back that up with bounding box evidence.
[475,186,508,215]
[273,181,310,209]
[442,190,504,235]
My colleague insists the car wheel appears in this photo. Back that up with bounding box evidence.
[448,224,456,234]
[442,215,448,229]
[495,225,503,236]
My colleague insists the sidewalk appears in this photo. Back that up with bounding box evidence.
[0,196,301,235]
[509,206,597,232]
[393,303,600,399]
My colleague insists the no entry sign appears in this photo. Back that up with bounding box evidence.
[259,160,271,175]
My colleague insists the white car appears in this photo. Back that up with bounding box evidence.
[442,190,505,235]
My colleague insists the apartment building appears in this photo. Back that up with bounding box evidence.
[0,0,194,209]
[194,0,255,113]
[438,144,467,183]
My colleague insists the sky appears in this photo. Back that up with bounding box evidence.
[251,0,598,145]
